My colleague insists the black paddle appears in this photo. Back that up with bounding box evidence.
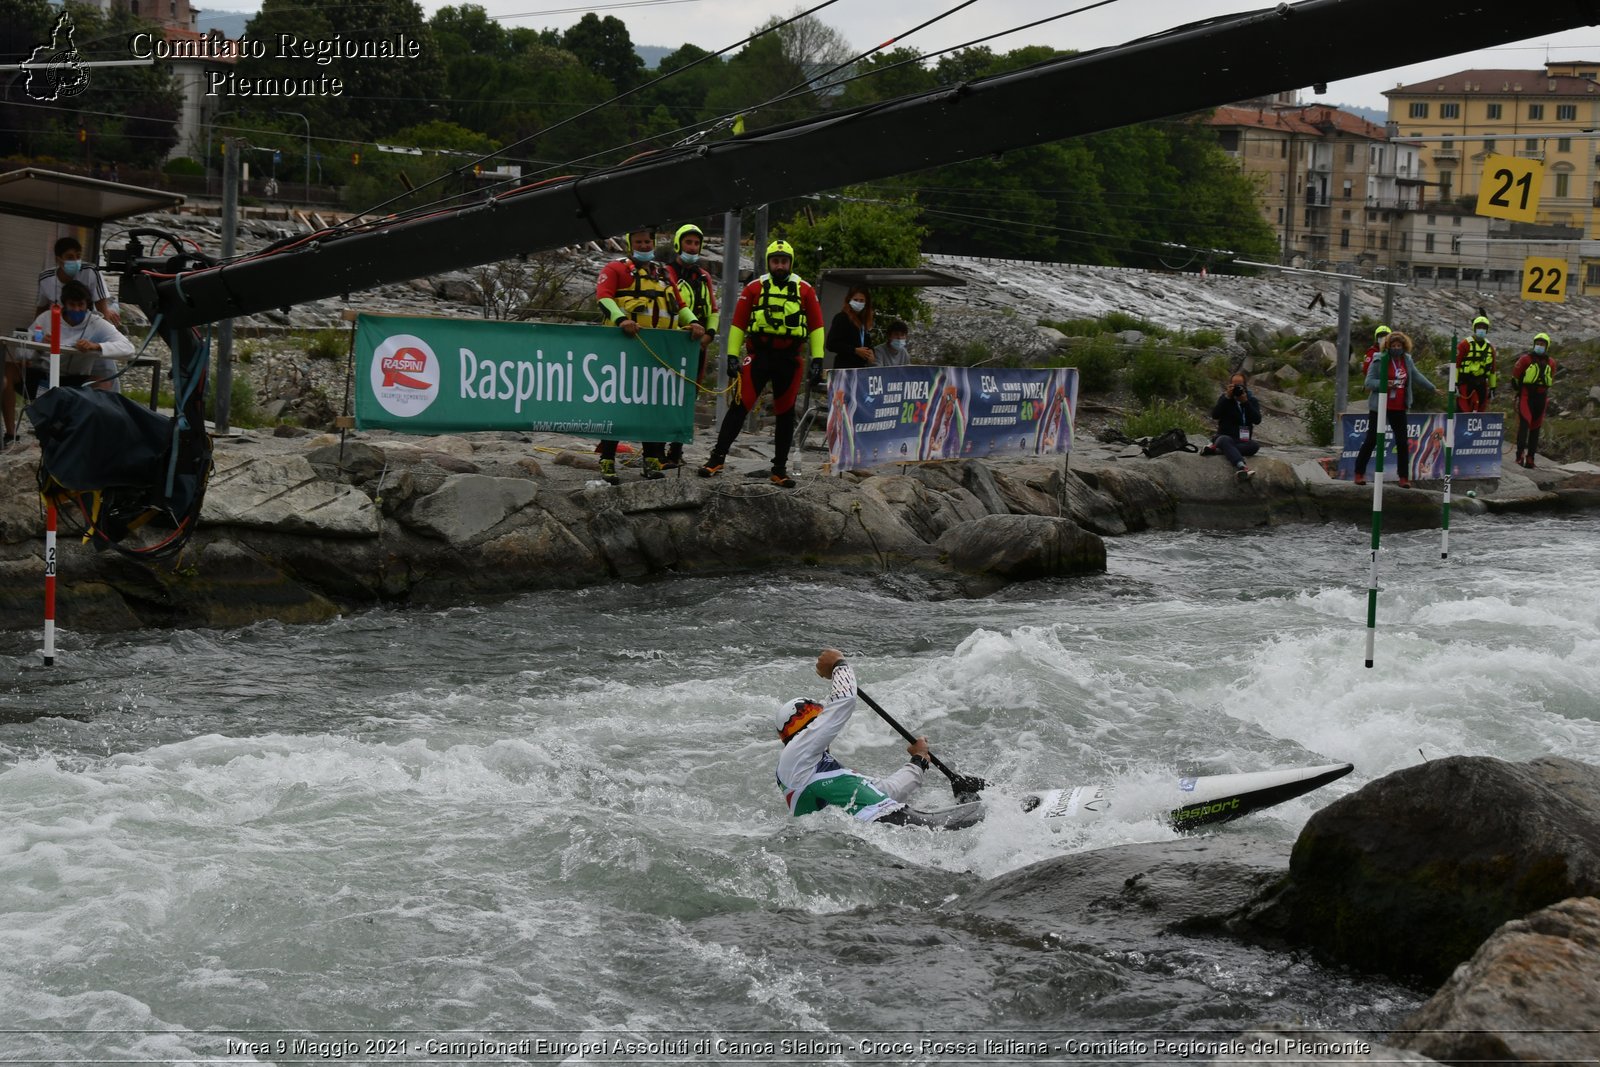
[856,686,987,803]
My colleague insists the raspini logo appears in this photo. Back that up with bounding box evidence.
[370,334,439,418]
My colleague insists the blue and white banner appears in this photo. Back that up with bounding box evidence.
[825,366,1077,472]
[1337,412,1504,480]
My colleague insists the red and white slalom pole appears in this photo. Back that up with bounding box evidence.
[43,305,60,667]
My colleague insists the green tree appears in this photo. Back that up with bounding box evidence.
[783,190,929,322]
[561,13,641,92]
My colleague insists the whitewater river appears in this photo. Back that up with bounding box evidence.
[3,514,1597,1064]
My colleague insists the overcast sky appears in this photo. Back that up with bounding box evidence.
[202,0,1600,112]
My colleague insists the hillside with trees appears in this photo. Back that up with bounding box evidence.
[0,2,1276,269]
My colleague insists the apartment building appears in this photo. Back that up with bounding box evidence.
[1384,62,1600,292]
[1209,102,1420,273]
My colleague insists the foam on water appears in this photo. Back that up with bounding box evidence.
[2,517,1595,1046]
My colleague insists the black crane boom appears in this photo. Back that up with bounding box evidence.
[141,0,1600,328]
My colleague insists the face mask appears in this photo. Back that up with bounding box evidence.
[62,259,82,278]
[1475,328,1487,339]
[890,338,907,351]
[1533,344,1547,355]
[1388,348,1404,358]
[631,250,654,263]
[678,252,699,265]
[849,299,866,313]
[63,308,87,325]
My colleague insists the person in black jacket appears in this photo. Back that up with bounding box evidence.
[1207,371,1262,480]
[825,287,875,371]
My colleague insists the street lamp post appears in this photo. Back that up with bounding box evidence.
[278,111,311,203]
[204,108,245,197]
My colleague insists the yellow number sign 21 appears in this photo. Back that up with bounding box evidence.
[1477,154,1544,223]
[1522,256,1567,303]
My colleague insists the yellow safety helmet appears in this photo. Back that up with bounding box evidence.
[1374,324,1391,340]
[1533,332,1551,344]
[766,239,795,262]
[673,223,704,253]
[1472,315,1490,329]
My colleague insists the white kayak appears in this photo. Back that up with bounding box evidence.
[1020,762,1354,830]
[903,762,1353,831]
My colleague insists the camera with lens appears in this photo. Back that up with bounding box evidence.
[1231,384,1245,398]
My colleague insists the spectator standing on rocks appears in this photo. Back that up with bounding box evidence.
[1454,314,1497,413]
[873,320,911,368]
[595,226,705,484]
[698,239,824,488]
[826,286,875,371]
[1355,330,1435,488]
[1510,332,1557,469]
[663,223,719,471]
[1205,370,1262,480]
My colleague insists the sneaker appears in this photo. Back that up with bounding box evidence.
[770,471,796,488]
[1235,465,1254,481]
[1396,477,1412,489]
[697,457,725,478]
[642,457,664,481]
[1353,474,1366,486]
[1201,444,1219,456]
[661,455,682,471]
[1524,457,1536,469]
[1515,452,1526,467]
[598,458,619,485]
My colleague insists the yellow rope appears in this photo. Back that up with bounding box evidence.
[633,332,738,398]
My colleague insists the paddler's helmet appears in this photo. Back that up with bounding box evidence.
[766,239,795,263]
[1374,324,1391,341]
[776,697,823,744]
[1472,315,1491,329]
[1533,331,1551,345]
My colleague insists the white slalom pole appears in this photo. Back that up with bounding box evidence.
[1441,362,1458,561]
[1364,351,1390,669]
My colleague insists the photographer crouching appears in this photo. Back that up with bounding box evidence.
[1205,371,1262,481]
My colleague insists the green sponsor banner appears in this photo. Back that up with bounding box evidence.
[354,313,700,441]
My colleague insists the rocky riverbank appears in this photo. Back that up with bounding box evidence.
[2,417,1597,633]
[946,755,1600,1066]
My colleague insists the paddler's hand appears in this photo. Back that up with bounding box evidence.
[688,322,706,341]
[815,648,845,678]
[619,318,640,337]
[906,737,930,761]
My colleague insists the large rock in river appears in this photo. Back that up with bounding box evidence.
[1390,896,1600,1065]
[1237,756,1600,986]
[934,513,1106,585]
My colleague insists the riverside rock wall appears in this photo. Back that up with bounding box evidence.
[5,421,1596,634]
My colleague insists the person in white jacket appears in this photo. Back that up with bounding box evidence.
[774,648,934,824]
[29,279,134,391]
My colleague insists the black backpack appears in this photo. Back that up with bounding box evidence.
[1141,428,1200,458]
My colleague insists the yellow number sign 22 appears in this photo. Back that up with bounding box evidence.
[1522,256,1567,303]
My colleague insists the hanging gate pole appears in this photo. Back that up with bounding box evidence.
[1364,350,1391,669]
[1441,361,1458,560]
[42,305,61,667]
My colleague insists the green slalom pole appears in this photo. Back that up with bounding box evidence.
[1441,348,1458,561]
[1364,349,1390,669]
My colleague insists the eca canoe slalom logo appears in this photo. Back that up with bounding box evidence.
[370,334,440,417]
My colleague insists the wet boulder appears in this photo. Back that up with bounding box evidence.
[934,513,1106,581]
[1390,896,1600,1065]
[1237,756,1600,985]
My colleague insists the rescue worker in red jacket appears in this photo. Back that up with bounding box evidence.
[698,239,824,488]
[595,227,704,483]
[1454,314,1497,413]
[663,223,719,471]
[1360,324,1391,377]
[1510,332,1557,469]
